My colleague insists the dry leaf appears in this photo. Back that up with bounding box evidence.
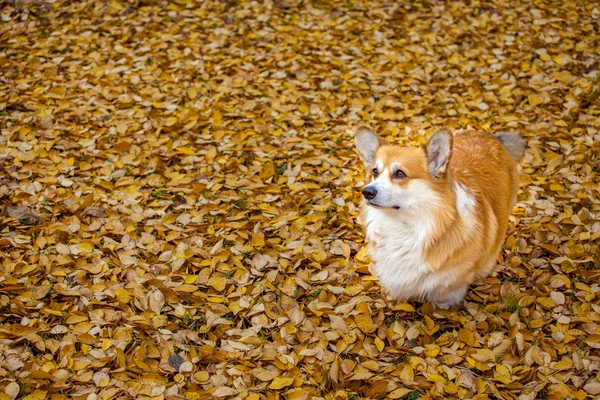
[0,1,598,398]
[268,377,295,390]
[212,387,238,397]
[5,382,19,400]
[81,206,107,218]
[6,206,41,225]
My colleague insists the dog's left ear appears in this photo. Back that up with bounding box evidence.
[424,128,453,178]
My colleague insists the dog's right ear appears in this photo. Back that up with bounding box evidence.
[354,126,380,166]
[424,128,453,179]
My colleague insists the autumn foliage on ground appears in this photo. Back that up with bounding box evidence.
[1,0,599,399]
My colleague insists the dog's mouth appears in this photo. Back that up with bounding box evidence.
[366,201,400,210]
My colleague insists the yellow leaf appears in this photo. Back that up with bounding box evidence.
[361,360,379,371]
[355,314,378,334]
[188,87,197,99]
[268,377,295,390]
[529,318,544,329]
[165,117,178,127]
[229,301,242,314]
[251,233,265,247]
[579,232,590,241]
[22,390,47,400]
[424,345,440,358]
[553,357,573,371]
[194,371,210,382]
[176,146,195,156]
[207,296,227,303]
[78,242,94,252]
[459,328,476,346]
[175,284,197,293]
[374,337,385,352]
[446,382,459,394]
[355,246,371,264]
[555,119,568,127]
[206,146,217,163]
[428,374,447,383]
[585,334,600,349]
[391,302,415,312]
[466,357,491,371]
[448,54,460,64]
[528,94,543,107]
[74,322,94,334]
[49,86,65,97]
[114,288,132,303]
[260,162,276,180]
[208,276,226,292]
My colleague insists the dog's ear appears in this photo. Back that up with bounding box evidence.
[424,128,453,178]
[354,126,380,166]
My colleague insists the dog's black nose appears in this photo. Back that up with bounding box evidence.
[362,186,377,200]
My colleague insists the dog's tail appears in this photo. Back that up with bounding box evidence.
[496,132,525,161]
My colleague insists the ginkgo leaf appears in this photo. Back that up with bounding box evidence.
[268,377,295,390]
[528,94,544,107]
[0,0,597,398]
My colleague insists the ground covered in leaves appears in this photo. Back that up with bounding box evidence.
[1,0,599,399]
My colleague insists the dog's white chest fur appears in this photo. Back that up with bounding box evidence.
[364,208,443,301]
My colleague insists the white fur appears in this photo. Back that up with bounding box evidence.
[364,179,477,308]
[454,181,477,235]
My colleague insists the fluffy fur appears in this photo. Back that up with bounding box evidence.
[355,127,523,308]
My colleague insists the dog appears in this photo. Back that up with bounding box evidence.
[354,126,524,309]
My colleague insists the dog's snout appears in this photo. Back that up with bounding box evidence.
[362,186,377,200]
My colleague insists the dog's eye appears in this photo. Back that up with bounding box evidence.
[372,168,379,178]
[393,169,407,179]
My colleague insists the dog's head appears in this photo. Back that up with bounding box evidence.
[354,126,453,213]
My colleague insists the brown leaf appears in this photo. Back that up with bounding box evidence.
[6,206,41,225]
[1,1,598,398]
[251,368,279,382]
[168,354,185,370]
[81,206,107,218]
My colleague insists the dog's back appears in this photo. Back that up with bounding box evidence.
[446,130,523,279]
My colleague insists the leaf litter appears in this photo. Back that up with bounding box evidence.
[0,0,599,399]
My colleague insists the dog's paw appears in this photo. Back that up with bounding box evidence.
[431,287,468,309]
[432,299,460,310]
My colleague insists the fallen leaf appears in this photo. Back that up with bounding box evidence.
[268,377,295,390]
[6,206,41,225]
[81,206,107,218]
[168,354,185,370]
[0,1,597,398]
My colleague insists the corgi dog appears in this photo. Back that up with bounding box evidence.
[355,126,524,309]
